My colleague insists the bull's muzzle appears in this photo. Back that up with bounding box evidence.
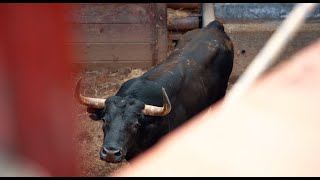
[100,146,124,163]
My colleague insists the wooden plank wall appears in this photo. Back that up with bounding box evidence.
[68,3,167,70]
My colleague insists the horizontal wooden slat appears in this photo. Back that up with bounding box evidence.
[70,24,152,43]
[168,32,183,40]
[167,3,200,10]
[168,16,199,31]
[68,3,151,24]
[69,43,153,61]
[72,61,153,71]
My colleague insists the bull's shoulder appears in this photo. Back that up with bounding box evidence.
[116,78,140,95]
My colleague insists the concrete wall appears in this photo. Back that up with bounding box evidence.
[215,3,320,23]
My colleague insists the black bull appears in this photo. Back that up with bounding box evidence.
[75,20,234,163]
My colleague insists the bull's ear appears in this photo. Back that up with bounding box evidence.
[87,107,105,121]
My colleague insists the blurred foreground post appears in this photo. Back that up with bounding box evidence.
[0,4,79,176]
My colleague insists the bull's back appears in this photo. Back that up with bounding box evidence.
[164,21,234,127]
[120,20,233,129]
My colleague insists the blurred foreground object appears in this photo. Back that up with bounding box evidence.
[0,151,48,176]
[0,4,79,176]
[115,39,320,176]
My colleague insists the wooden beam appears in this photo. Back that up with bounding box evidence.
[167,3,200,10]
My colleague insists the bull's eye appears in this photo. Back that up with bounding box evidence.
[103,120,110,128]
[132,122,141,129]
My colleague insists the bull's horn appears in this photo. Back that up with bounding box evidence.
[75,78,106,109]
[143,88,172,116]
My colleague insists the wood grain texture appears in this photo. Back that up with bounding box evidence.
[70,24,152,43]
[69,43,152,61]
[69,3,151,24]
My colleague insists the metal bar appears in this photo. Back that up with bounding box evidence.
[202,3,215,27]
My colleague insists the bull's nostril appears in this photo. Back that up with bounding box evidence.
[114,150,121,157]
[102,147,107,155]
[102,146,122,158]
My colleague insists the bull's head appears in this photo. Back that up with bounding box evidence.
[75,78,171,163]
